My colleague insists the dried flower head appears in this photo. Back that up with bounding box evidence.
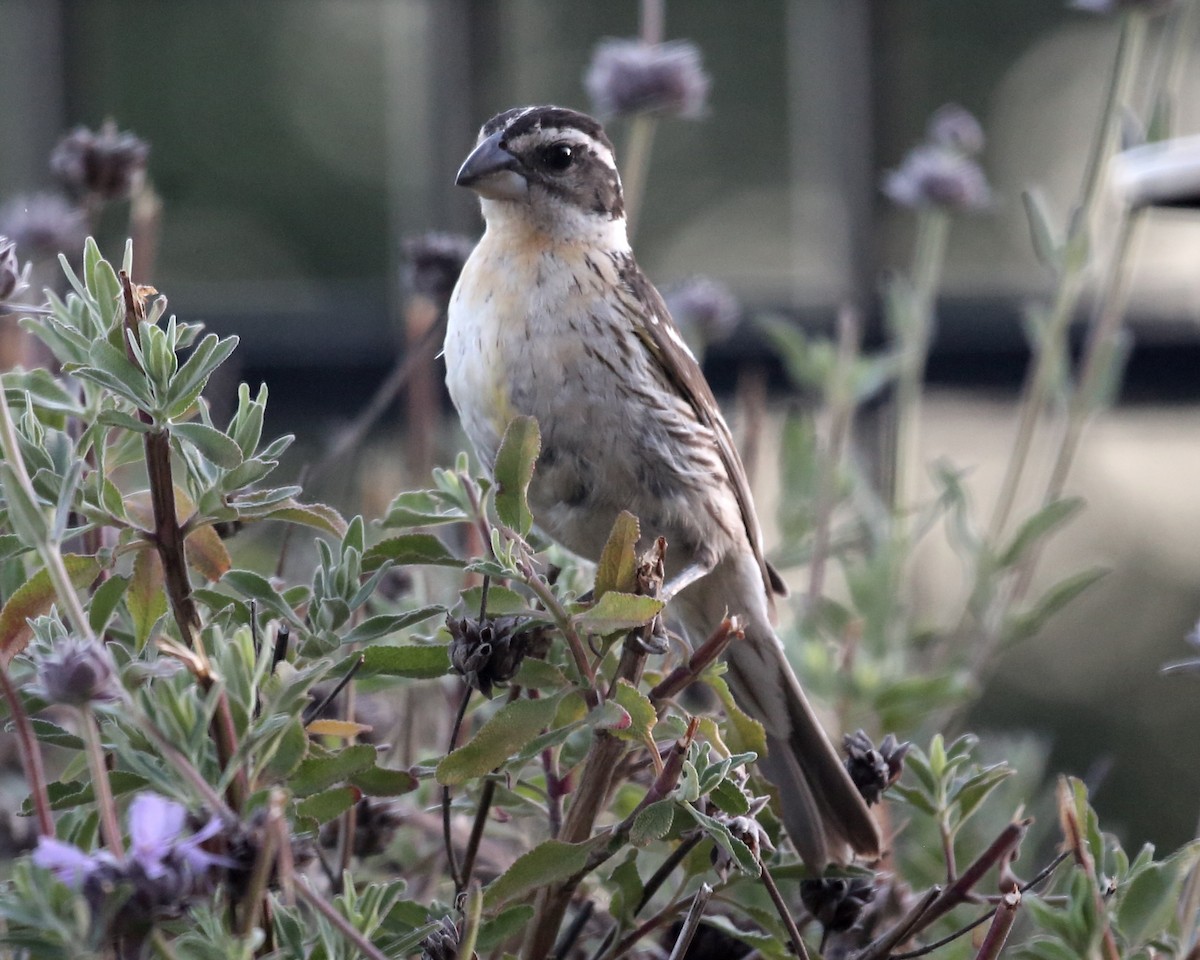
[800,875,877,933]
[927,103,985,156]
[707,776,773,878]
[585,38,710,119]
[50,121,149,201]
[0,237,24,301]
[319,798,402,858]
[843,730,910,805]
[663,275,741,347]
[32,636,120,707]
[403,232,474,305]
[0,193,87,262]
[447,613,548,697]
[883,144,991,211]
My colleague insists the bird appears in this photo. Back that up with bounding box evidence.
[443,104,881,869]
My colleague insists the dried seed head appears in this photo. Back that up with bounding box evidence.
[50,121,149,201]
[33,636,120,707]
[843,730,910,805]
[663,275,741,347]
[0,193,87,262]
[800,876,877,933]
[585,38,710,119]
[319,798,402,858]
[446,613,548,697]
[420,916,465,960]
[403,232,474,305]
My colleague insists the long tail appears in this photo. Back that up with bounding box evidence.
[723,627,882,869]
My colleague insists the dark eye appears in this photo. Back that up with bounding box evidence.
[541,143,575,172]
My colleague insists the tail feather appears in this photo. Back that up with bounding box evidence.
[724,631,882,869]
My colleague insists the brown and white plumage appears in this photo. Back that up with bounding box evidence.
[445,105,881,868]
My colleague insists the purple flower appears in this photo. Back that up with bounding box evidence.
[33,792,231,949]
[662,275,741,347]
[33,836,113,888]
[883,144,991,211]
[585,38,710,119]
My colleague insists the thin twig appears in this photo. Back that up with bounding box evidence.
[443,685,471,891]
[855,884,942,960]
[309,317,446,485]
[80,706,124,860]
[294,878,392,960]
[667,884,713,960]
[973,890,1020,960]
[635,832,705,913]
[758,859,810,959]
[0,661,53,835]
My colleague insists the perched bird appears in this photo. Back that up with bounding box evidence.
[444,105,881,868]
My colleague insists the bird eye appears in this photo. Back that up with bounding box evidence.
[541,143,575,172]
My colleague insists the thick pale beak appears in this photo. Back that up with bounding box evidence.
[456,132,528,201]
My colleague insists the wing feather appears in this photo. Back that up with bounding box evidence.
[612,254,783,607]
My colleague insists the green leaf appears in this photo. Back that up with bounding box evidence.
[681,805,759,875]
[630,800,675,845]
[361,534,463,571]
[1022,188,1061,269]
[459,584,532,617]
[705,674,766,760]
[889,783,938,816]
[296,786,359,825]
[482,838,596,910]
[81,340,155,409]
[493,416,540,535]
[380,489,469,529]
[29,718,84,750]
[127,549,167,648]
[262,719,308,781]
[291,744,376,797]
[998,497,1084,569]
[22,771,149,814]
[164,333,239,419]
[476,905,535,952]
[594,511,639,598]
[88,573,130,636]
[222,569,299,623]
[952,764,1014,827]
[709,777,752,816]
[350,766,419,797]
[170,421,244,469]
[1116,842,1200,948]
[254,499,346,538]
[1006,567,1107,646]
[358,645,450,679]
[611,680,656,743]
[0,534,27,563]
[573,592,663,636]
[340,607,445,645]
[436,695,559,786]
[0,554,101,666]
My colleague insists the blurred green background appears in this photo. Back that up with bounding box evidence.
[2,0,1199,851]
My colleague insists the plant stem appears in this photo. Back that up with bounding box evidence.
[893,208,950,530]
[758,859,810,959]
[809,306,860,606]
[0,660,53,835]
[973,890,1020,960]
[443,685,470,891]
[0,373,93,640]
[80,706,124,859]
[989,11,1145,541]
[666,883,713,960]
[621,114,658,241]
[294,879,392,960]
